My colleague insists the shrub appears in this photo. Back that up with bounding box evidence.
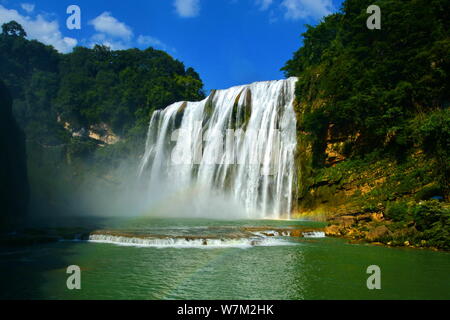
[415,201,450,250]
[385,201,410,222]
[412,200,449,232]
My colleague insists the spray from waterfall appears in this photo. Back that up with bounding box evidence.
[138,78,298,219]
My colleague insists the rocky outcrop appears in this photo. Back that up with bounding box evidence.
[58,117,120,145]
[291,118,448,251]
[324,225,341,236]
[322,208,446,251]
[366,225,391,242]
[0,80,29,228]
[87,123,120,145]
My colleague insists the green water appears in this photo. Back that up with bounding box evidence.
[0,218,449,300]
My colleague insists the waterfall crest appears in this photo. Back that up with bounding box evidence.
[139,77,298,219]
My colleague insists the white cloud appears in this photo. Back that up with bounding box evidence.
[0,5,77,53]
[281,0,333,20]
[89,12,133,40]
[256,0,273,11]
[137,35,169,51]
[174,0,200,18]
[20,3,34,13]
[89,33,128,50]
[88,12,137,50]
[87,14,173,52]
[0,5,173,53]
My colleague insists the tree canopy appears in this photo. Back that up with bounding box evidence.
[283,0,449,145]
[283,0,449,196]
[1,20,27,37]
[0,22,205,146]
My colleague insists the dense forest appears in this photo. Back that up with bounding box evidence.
[0,20,204,150]
[283,0,449,249]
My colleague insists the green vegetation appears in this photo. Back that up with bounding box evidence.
[284,0,449,249]
[56,46,204,137]
[1,20,204,149]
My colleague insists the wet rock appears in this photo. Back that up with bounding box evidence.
[371,212,384,222]
[355,213,372,222]
[366,225,391,241]
[289,230,303,237]
[344,227,363,238]
[325,225,341,236]
[329,215,355,228]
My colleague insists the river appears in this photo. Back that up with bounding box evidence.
[1,217,448,299]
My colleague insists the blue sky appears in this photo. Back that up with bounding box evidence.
[1,0,344,91]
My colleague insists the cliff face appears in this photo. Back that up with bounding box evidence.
[0,80,29,228]
[292,98,446,219]
[292,109,450,250]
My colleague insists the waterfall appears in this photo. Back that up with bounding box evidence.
[138,77,298,219]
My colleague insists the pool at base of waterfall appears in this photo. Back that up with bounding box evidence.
[0,217,449,300]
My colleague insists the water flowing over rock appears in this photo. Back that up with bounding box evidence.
[138,78,298,219]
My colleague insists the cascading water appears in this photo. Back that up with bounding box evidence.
[138,77,298,219]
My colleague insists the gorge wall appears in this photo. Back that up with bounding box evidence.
[0,80,29,228]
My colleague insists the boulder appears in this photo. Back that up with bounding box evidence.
[366,225,390,241]
[371,212,384,222]
[325,225,341,236]
[329,215,355,228]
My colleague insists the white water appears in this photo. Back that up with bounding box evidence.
[88,234,294,248]
[302,231,326,238]
[138,78,298,219]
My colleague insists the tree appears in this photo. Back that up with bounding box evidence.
[283,0,450,161]
[415,109,450,201]
[2,20,27,37]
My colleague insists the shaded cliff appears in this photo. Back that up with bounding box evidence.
[0,80,29,228]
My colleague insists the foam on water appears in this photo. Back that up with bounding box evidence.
[302,231,326,238]
[88,234,294,249]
